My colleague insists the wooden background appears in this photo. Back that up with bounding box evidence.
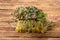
[0,0,60,40]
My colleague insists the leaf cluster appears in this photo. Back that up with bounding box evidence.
[12,6,53,33]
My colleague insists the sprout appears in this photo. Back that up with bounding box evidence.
[12,6,53,33]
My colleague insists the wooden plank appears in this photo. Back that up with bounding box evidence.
[0,19,59,27]
[0,0,59,9]
[0,22,16,27]
[0,21,59,38]
[47,38,60,40]
[0,17,13,21]
[0,9,60,14]
[0,38,51,40]
[0,30,60,38]
[0,0,39,3]
[0,9,60,21]
[0,0,59,4]
[0,15,60,22]
[0,9,60,17]
[0,9,13,14]
[0,3,59,10]
[0,38,60,40]
[0,0,59,39]
[0,0,55,3]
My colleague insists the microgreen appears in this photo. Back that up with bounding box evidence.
[12,6,53,33]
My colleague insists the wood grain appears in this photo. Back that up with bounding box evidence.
[0,38,60,40]
[0,0,60,40]
[0,22,59,37]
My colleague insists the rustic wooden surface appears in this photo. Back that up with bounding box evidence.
[0,0,60,40]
